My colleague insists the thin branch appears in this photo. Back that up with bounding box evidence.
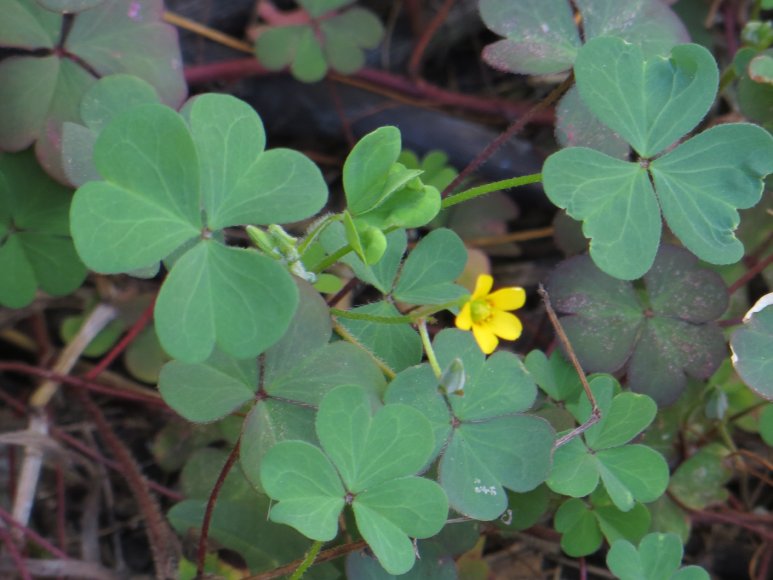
[245,540,367,580]
[538,285,600,448]
[196,439,242,579]
[407,0,455,80]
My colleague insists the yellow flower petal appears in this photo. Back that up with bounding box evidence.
[486,310,523,341]
[455,303,473,330]
[488,287,526,311]
[471,274,493,300]
[472,324,499,354]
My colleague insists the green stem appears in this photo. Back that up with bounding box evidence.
[330,308,416,324]
[311,244,353,274]
[333,322,396,379]
[330,299,464,325]
[441,173,542,210]
[298,214,341,257]
[418,319,442,379]
[289,540,323,580]
[718,66,738,94]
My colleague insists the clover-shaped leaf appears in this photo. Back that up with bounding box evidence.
[544,38,773,279]
[260,385,448,575]
[62,74,161,187]
[160,276,383,419]
[731,296,773,400]
[386,329,555,520]
[71,94,328,362]
[546,245,728,404]
[547,375,668,511]
[607,533,710,580]
[555,493,651,557]
[669,443,732,510]
[480,0,688,155]
[339,128,441,265]
[0,0,186,182]
[255,0,383,83]
[0,150,86,307]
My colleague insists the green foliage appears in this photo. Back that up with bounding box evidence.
[554,491,651,557]
[0,0,186,181]
[669,443,733,509]
[62,74,161,187]
[167,448,321,574]
[547,375,668,511]
[543,37,773,279]
[341,126,442,264]
[70,94,328,362]
[480,0,688,153]
[546,246,728,404]
[607,533,709,580]
[260,385,448,575]
[0,150,86,308]
[255,0,383,83]
[731,299,773,399]
[386,329,555,520]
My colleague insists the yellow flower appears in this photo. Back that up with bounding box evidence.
[455,274,525,355]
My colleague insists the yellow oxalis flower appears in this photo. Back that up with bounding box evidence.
[455,274,525,355]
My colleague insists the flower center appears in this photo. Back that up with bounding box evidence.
[470,299,492,323]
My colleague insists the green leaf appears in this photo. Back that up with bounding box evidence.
[546,246,728,404]
[731,301,773,400]
[0,0,186,181]
[577,0,689,58]
[298,0,353,19]
[0,150,86,308]
[238,282,385,488]
[650,124,773,265]
[338,301,422,373]
[554,499,603,556]
[760,404,773,446]
[479,0,581,75]
[317,385,434,492]
[155,241,298,362]
[547,436,600,499]
[585,391,657,450]
[387,329,555,520]
[555,86,630,158]
[70,104,201,273]
[159,349,257,423]
[669,443,732,509]
[574,37,718,157]
[184,94,326,229]
[607,533,709,580]
[525,349,582,402]
[124,325,169,383]
[542,147,659,280]
[255,26,304,71]
[34,0,104,13]
[260,386,447,575]
[261,440,346,541]
[62,74,161,186]
[354,477,449,574]
[322,8,384,75]
[344,126,402,215]
[346,542,457,579]
[393,228,467,304]
[596,445,669,511]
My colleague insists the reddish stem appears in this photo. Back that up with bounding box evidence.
[408,0,455,80]
[0,363,165,407]
[728,254,773,295]
[257,0,310,26]
[183,60,553,124]
[441,74,572,198]
[326,78,355,148]
[85,298,155,380]
[0,505,70,559]
[196,439,242,578]
[0,525,32,580]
